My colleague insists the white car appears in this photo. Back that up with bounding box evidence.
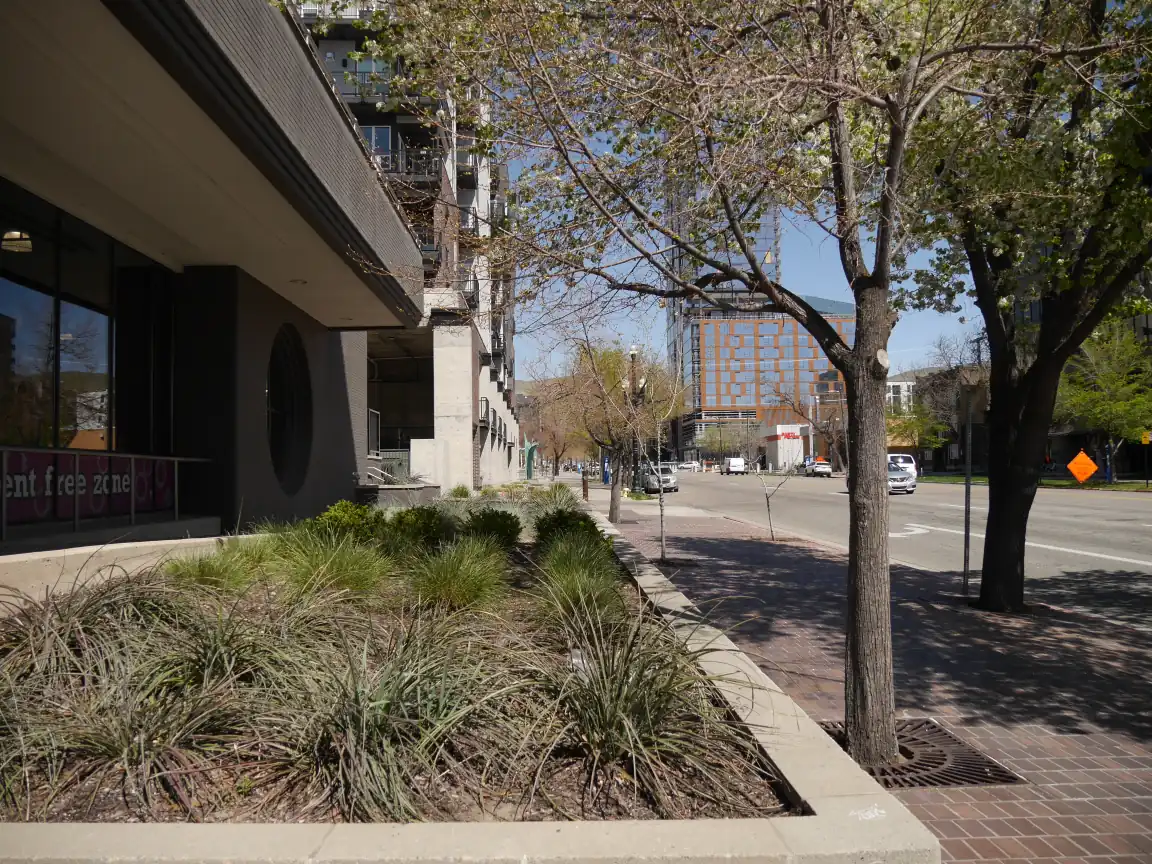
[887,463,917,494]
[644,465,679,493]
[678,460,701,472]
[805,460,832,477]
[721,457,747,475]
[888,454,918,478]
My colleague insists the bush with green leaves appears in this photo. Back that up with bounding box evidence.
[314,500,387,545]
[388,505,456,553]
[447,484,472,499]
[533,508,604,553]
[463,508,522,550]
[408,536,507,611]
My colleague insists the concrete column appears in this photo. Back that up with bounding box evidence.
[431,324,475,490]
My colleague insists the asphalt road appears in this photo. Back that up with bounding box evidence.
[638,471,1152,626]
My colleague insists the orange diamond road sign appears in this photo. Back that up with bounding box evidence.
[1067,450,1098,484]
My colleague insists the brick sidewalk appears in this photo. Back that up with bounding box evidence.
[608,507,1152,862]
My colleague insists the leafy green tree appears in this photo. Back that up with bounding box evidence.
[899,5,1152,611]
[887,402,951,456]
[326,0,1148,764]
[1056,323,1152,480]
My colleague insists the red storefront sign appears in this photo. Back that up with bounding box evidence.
[2,451,174,524]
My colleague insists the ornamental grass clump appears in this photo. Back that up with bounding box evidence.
[409,536,508,611]
[537,532,623,626]
[532,609,770,818]
[256,618,502,822]
[266,525,396,597]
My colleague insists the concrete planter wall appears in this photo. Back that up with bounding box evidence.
[0,514,939,864]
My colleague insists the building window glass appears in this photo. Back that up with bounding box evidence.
[779,335,794,347]
[0,277,55,447]
[760,347,779,359]
[267,323,313,495]
[58,302,110,450]
[798,347,814,359]
[758,321,779,335]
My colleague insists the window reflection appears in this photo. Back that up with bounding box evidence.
[0,277,55,447]
[59,302,110,450]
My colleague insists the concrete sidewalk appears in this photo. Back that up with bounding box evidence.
[585,490,1152,862]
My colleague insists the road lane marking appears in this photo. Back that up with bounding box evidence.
[889,526,930,538]
[905,523,1152,569]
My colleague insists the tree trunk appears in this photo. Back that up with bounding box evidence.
[656,426,667,561]
[608,450,622,523]
[978,362,1061,613]
[843,369,898,766]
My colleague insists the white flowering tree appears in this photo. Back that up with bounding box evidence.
[899,2,1152,611]
[322,0,1148,764]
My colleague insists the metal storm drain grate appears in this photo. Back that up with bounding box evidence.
[819,719,1024,789]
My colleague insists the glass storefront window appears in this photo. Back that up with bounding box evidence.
[0,277,56,447]
[58,302,110,450]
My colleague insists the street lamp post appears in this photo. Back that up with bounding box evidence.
[630,346,643,494]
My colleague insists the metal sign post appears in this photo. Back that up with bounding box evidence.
[962,389,973,597]
[1143,431,1150,489]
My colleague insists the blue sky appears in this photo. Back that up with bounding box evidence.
[515,220,981,377]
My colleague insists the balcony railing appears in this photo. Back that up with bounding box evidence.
[460,207,480,235]
[330,70,390,99]
[478,397,490,425]
[491,329,505,354]
[462,274,480,309]
[412,225,441,265]
[374,148,444,179]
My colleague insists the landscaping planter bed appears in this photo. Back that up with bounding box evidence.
[0,486,789,825]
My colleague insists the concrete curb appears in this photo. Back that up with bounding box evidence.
[0,534,263,599]
[0,519,939,864]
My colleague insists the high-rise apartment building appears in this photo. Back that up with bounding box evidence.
[668,291,855,458]
[298,1,520,489]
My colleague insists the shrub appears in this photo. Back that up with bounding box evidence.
[533,508,604,553]
[464,508,522,550]
[315,500,386,545]
[409,536,507,610]
[538,532,622,624]
[447,484,472,499]
[389,505,456,552]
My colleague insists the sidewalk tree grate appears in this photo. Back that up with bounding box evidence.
[819,719,1025,789]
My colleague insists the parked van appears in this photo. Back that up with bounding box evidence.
[721,457,747,475]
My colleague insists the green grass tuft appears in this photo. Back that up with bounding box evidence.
[409,537,508,611]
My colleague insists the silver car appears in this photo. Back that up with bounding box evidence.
[644,465,679,493]
[887,463,917,494]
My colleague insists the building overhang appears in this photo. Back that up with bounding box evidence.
[0,0,423,328]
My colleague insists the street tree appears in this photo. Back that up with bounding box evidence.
[565,337,675,523]
[886,401,950,460]
[338,0,1146,764]
[523,378,585,477]
[1056,322,1152,480]
[898,4,1152,612]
